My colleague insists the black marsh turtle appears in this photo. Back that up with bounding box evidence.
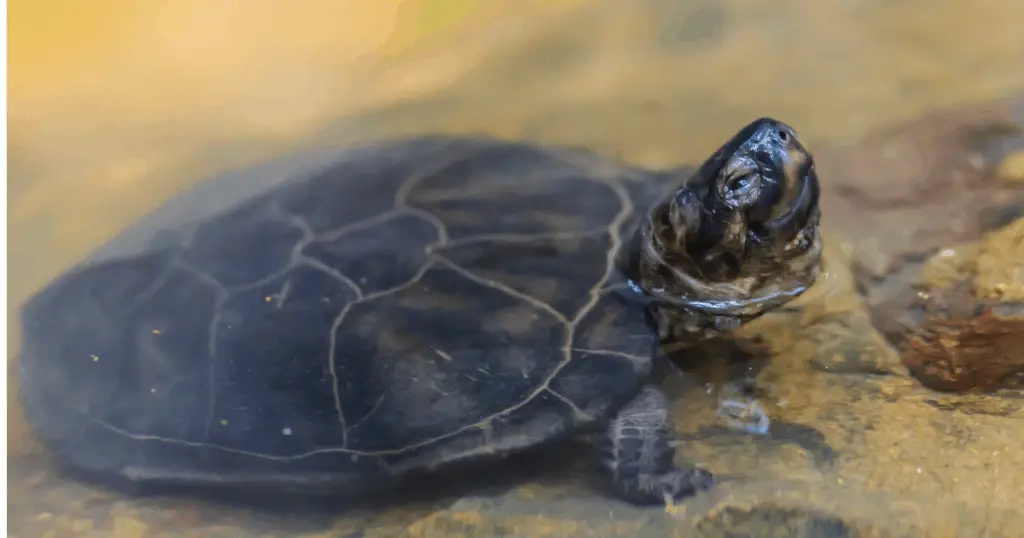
[18,118,822,505]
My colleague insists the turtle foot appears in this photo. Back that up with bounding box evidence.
[652,467,717,506]
[597,385,716,505]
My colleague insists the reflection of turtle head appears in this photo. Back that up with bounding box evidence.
[624,118,823,319]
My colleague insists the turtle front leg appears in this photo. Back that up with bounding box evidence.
[597,385,714,505]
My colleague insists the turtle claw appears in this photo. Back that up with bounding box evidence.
[656,466,716,503]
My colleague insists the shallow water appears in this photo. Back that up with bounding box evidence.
[8,0,1024,536]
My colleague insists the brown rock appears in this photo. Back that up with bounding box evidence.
[900,285,1024,392]
[835,99,1024,395]
[866,219,1024,392]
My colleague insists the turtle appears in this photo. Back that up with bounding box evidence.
[18,117,822,506]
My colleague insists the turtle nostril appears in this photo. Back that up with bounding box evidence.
[753,151,773,168]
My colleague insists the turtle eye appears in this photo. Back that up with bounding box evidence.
[717,154,762,209]
[722,174,760,208]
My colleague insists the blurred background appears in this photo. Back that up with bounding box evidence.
[7,0,1024,536]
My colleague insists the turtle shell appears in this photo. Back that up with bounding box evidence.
[19,136,681,491]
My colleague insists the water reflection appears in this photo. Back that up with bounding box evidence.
[8,0,1024,536]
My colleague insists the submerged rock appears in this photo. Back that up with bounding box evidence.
[870,218,1024,392]
[903,298,1024,391]
[814,98,1024,282]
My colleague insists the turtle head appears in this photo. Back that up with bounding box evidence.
[688,117,821,276]
[621,118,823,323]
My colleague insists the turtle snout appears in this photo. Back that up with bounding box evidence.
[737,119,818,246]
[754,118,801,152]
[745,119,808,179]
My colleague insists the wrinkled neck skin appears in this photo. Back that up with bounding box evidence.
[616,127,823,340]
[617,196,821,341]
